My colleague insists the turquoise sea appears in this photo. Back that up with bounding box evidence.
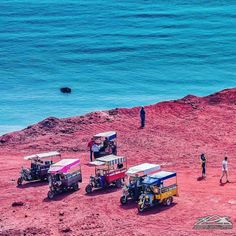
[0,1,236,135]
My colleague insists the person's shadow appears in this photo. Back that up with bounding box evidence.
[197,176,205,181]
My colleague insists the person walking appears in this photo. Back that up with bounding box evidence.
[200,153,206,178]
[220,156,229,183]
[87,138,94,162]
[140,106,146,128]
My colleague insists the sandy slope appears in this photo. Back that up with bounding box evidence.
[0,88,236,235]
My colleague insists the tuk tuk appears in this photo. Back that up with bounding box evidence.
[47,159,82,199]
[91,131,117,159]
[120,163,160,205]
[17,151,61,186]
[138,171,178,212]
[85,154,127,194]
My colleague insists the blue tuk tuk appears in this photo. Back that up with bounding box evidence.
[138,171,178,212]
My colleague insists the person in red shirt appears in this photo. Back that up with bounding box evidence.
[87,138,94,161]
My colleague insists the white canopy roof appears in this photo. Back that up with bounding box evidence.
[126,163,160,176]
[90,154,125,166]
[94,131,116,138]
[24,151,60,160]
[48,159,80,173]
[89,160,105,166]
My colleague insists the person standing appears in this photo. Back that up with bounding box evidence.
[220,156,229,183]
[140,106,146,128]
[87,138,94,162]
[200,153,206,178]
[92,143,100,159]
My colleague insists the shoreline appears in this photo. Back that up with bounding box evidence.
[1,86,235,137]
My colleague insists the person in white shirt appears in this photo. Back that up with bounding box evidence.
[220,156,229,183]
[92,143,101,159]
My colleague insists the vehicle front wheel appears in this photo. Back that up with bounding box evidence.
[138,203,145,213]
[47,191,55,199]
[73,183,79,191]
[85,184,93,194]
[17,177,23,186]
[120,196,127,205]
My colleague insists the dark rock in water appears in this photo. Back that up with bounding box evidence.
[60,87,71,93]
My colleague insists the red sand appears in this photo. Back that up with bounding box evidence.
[1,88,236,236]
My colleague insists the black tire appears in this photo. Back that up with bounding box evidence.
[138,203,145,213]
[165,197,173,206]
[47,191,55,199]
[17,177,23,186]
[120,196,127,205]
[40,177,47,182]
[85,184,93,194]
[73,183,79,191]
[115,179,122,188]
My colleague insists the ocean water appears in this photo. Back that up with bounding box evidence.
[0,1,236,135]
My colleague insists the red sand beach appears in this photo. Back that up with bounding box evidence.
[0,88,236,236]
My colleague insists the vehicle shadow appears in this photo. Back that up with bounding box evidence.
[137,203,177,216]
[42,190,79,202]
[17,181,48,189]
[119,201,137,210]
[85,187,122,197]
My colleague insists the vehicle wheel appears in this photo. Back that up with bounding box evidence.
[17,177,23,186]
[47,191,55,199]
[73,183,79,191]
[138,204,145,213]
[40,177,46,181]
[115,179,122,188]
[120,196,127,205]
[165,197,173,206]
[85,184,93,194]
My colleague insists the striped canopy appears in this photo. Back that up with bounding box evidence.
[95,154,125,166]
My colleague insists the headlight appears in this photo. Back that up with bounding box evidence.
[145,195,149,200]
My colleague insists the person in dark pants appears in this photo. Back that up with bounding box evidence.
[111,141,117,155]
[200,153,206,178]
[140,106,146,128]
[87,138,94,162]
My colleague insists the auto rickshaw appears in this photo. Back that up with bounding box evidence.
[85,154,127,194]
[47,159,82,199]
[91,131,117,159]
[120,163,160,205]
[17,151,61,186]
[138,171,178,212]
